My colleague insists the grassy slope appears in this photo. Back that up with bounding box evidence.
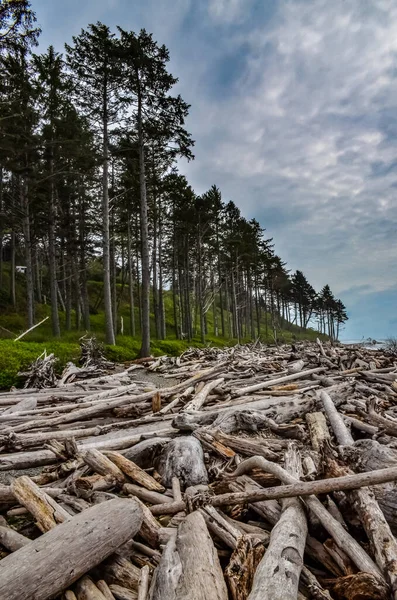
[0,273,326,389]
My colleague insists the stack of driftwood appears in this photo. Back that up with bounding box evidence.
[1,340,397,599]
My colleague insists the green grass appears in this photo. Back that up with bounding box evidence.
[0,264,328,389]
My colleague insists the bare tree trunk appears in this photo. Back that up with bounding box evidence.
[102,108,115,345]
[49,165,60,337]
[21,178,34,329]
[110,202,117,336]
[10,230,16,307]
[0,165,3,290]
[158,207,166,340]
[127,217,136,337]
[138,92,150,357]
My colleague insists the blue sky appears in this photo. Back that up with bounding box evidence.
[33,0,397,340]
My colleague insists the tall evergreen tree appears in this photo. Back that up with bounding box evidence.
[118,27,194,356]
[66,22,123,344]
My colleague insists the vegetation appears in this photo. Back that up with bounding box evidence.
[0,1,348,382]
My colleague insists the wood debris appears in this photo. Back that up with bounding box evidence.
[1,340,397,598]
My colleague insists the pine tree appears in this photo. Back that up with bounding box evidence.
[66,23,123,345]
[118,27,194,356]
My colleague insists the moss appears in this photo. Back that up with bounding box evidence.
[0,340,80,389]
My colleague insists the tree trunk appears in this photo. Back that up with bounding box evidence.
[21,178,34,329]
[138,93,150,357]
[49,163,60,337]
[149,511,228,600]
[102,107,115,345]
[127,217,136,337]
[0,498,143,600]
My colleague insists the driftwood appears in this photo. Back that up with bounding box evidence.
[156,436,208,489]
[148,511,228,600]
[0,498,143,600]
[248,446,307,599]
[1,340,397,599]
[320,390,397,597]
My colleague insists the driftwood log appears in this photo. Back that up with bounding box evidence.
[0,498,143,600]
[0,340,397,599]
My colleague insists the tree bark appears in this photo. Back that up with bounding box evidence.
[138,87,150,358]
[102,91,115,345]
[149,511,228,600]
[0,498,143,600]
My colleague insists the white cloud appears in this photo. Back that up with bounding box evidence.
[182,0,397,308]
[208,0,252,23]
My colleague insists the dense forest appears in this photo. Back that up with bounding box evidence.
[0,1,348,355]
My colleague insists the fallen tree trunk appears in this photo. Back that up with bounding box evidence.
[156,436,208,489]
[150,465,397,515]
[0,498,143,600]
[248,446,307,600]
[148,511,228,600]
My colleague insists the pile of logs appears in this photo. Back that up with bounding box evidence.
[2,340,397,599]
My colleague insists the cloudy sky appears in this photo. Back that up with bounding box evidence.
[33,0,397,340]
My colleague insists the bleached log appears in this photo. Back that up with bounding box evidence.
[248,446,307,600]
[183,378,224,411]
[199,504,242,549]
[123,483,173,506]
[2,397,37,415]
[306,412,330,453]
[150,465,397,516]
[11,475,71,532]
[138,566,150,600]
[13,316,49,342]
[74,576,108,599]
[133,497,161,547]
[109,585,137,600]
[0,524,30,551]
[228,457,383,580]
[0,498,143,600]
[232,366,325,396]
[104,451,164,492]
[288,359,305,374]
[97,580,116,600]
[319,391,397,597]
[81,449,126,487]
[157,436,208,489]
[149,511,228,600]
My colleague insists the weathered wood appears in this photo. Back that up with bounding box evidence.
[102,553,140,590]
[183,378,224,411]
[224,536,266,600]
[11,475,71,532]
[123,483,173,505]
[150,465,397,515]
[320,390,397,596]
[96,580,116,600]
[74,576,108,599]
[0,524,30,551]
[82,449,126,486]
[306,412,331,453]
[248,446,307,600]
[105,451,164,492]
[319,390,354,446]
[157,436,208,489]
[149,511,228,600]
[0,498,143,600]
[233,366,325,396]
[109,585,137,600]
[230,456,383,580]
[138,566,150,600]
